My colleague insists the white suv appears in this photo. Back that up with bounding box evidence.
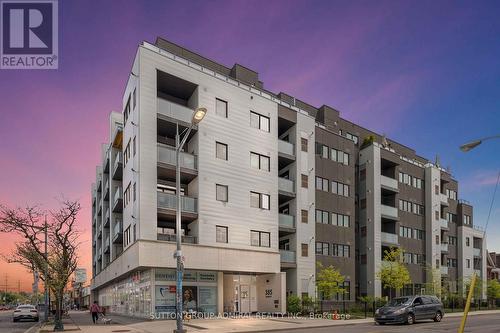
[13,305,39,322]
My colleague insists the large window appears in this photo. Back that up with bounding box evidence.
[301,243,308,257]
[315,176,329,191]
[216,226,228,243]
[398,172,423,189]
[250,111,270,132]
[332,244,350,257]
[216,141,228,160]
[216,184,228,202]
[316,242,329,255]
[463,214,471,225]
[332,181,349,197]
[331,148,349,166]
[250,152,270,171]
[250,191,270,210]
[315,209,329,224]
[216,98,228,118]
[301,138,308,152]
[250,230,270,247]
[331,213,350,227]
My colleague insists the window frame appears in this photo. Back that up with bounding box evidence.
[216,184,228,202]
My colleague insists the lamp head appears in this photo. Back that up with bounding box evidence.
[192,107,207,124]
[460,140,482,152]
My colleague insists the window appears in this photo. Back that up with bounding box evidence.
[250,191,270,210]
[301,243,308,257]
[448,236,457,245]
[446,189,457,200]
[332,244,350,257]
[466,237,470,247]
[446,212,457,223]
[331,213,350,227]
[133,182,136,202]
[331,148,349,166]
[216,184,228,202]
[315,209,329,224]
[463,214,471,225]
[398,172,423,189]
[250,111,270,132]
[124,182,131,207]
[301,210,308,223]
[250,152,270,171]
[216,226,228,243]
[345,132,358,144]
[321,145,329,158]
[124,139,131,165]
[133,136,136,156]
[133,224,136,242]
[301,174,308,188]
[123,96,131,124]
[400,226,412,238]
[250,230,270,247]
[447,258,457,267]
[315,176,329,192]
[316,242,329,255]
[435,210,440,220]
[301,138,308,152]
[216,142,228,160]
[332,181,349,197]
[216,98,228,118]
[124,226,131,247]
[466,259,471,268]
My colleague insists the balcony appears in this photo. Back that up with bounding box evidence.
[278,140,295,169]
[278,177,295,195]
[381,205,398,220]
[103,180,109,201]
[103,152,110,174]
[97,228,102,239]
[279,214,296,234]
[157,144,198,182]
[473,248,481,257]
[157,98,195,124]
[380,175,398,192]
[474,269,481,276]
[440,266,448,275]
[439,193,449,206]
[104,208,110,228]
[440,218,449,230]
[280,250,296,268]
[112,125,123,149]
[157,233,197,244]
[112,152,123,180]
[104,236,110,254]
[112,221,122,244]
[440,243,449,253]
[381,232,399,245]
[97,203,102,216]
[112,187,123,213]
[97,177,102,192]
[157,192,198,221]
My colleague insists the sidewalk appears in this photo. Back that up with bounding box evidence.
[48,309,500,333]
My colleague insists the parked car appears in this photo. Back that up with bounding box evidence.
[374,295,443,325]
[12,305,39,322]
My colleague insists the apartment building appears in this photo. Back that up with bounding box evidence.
[91,37,487,317]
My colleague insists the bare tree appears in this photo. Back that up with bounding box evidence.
[0,200,81,331]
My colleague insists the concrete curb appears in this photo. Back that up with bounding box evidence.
[23,322,43,333]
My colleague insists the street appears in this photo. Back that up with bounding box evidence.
[271,313,500,333]
[0,310,37,333]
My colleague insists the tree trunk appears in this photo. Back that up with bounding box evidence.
[53,290,64,331]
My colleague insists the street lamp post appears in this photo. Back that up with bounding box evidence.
[44,216,49,322]
[174,107,207,333]
[459,135,500,152]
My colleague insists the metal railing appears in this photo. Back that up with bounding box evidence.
[278,139,295,156]
[279,214,295,229]
[280,250,296,263]
[157,192,197,213]
[157,144,197,170]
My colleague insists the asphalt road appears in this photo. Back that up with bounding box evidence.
[0,310,37,333]
[272,313,500,333]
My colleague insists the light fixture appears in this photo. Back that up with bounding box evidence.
[460,140,482,152]
[192,107,207,124]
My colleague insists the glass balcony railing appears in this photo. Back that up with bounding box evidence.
[278,139,295,156]
[157,192,197,213]
[278,177,295,193]
[440,243,449,252]
[157,98,194,124]
[280,250,296,263]
[381,232,398,244]
[157,233,197,244]
[380,175,398,190]
[440,266,448,275]
[381,205,398,219]
[157,144,197,170]
[279,214,295,229]
[473,248,481,257]
[114,187,122,206]
[440,219,448,229]
[113,152,122,171]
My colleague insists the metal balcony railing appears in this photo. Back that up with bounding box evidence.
[157,192,197,213]
[157,233,197,244]
[157,144,197,170]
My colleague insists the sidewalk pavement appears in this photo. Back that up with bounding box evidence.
[46,309,500,333]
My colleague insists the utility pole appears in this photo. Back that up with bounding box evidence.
[44,215,49,321]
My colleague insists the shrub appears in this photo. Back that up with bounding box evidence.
[287,295,302,314]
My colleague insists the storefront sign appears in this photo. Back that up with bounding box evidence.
[155,269,217,283]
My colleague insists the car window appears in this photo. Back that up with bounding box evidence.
[413,297,422,305]
[17,305,34,309]
[422,297,433,304]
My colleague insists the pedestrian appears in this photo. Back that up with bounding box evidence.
[90,301,100,324]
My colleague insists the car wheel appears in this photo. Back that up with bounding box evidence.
[13,318,17,322]
[34,317,39,322]
[434,311,442,322]
[378,322,386,325]
[406,313,415,325]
